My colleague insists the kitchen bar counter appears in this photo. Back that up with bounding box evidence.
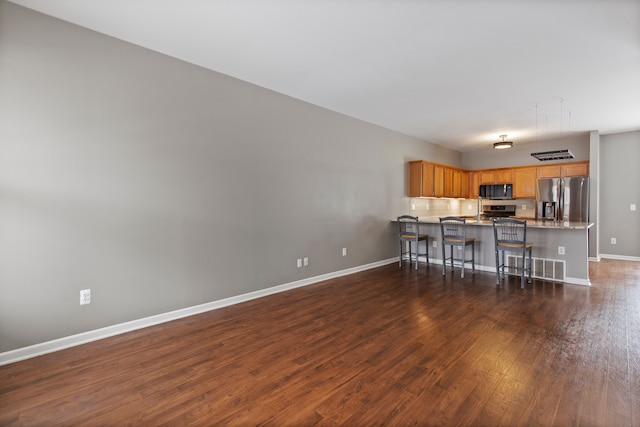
[394,216,593,285]
[412,216,593,230]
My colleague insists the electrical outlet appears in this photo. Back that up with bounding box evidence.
[80,289,91,305]
[558,246,565,255]
[611,237,617,245]
[303,257,309,266]
[631,204,637,211]
[297,258,302,268]
[522,204,527,210]
[411,204,416,211]
[432,240,437,248]
[426,204,430,210]
[342,247,347,256]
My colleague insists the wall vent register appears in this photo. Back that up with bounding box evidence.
[506,255,566,281]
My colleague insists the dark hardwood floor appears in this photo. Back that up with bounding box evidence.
[1,259,639,426]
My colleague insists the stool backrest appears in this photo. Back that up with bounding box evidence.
[397,215,420,239]
[493,218,528,246]
[440,216,466,241]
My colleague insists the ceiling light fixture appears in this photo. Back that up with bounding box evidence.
[493,135,513,150]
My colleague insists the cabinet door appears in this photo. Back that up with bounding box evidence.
[562,162,589,177]
[421,163,435,196]
[495,169,513,183]
[468,172,480,198]
[409,161,436,197]
[460,171,469,199]
[513,167,537,198]
[444,168,454,197]
[433,165,445,197]
[537,165,561,178]
[480,170,496,184]
[408,161,423,197]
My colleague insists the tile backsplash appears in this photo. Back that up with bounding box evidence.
[408,197,536,219]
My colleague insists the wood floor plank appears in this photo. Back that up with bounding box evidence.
[1,259,639,425]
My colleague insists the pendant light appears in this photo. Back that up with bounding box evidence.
[493,135,513,150]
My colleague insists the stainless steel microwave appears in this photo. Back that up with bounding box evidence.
[479,183,513,199]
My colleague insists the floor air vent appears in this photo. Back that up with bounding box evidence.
[506,256,566,282]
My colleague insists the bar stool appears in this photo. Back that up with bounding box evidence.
[492,218,533,289]
[439,216,475,278]
[397,215,429,269]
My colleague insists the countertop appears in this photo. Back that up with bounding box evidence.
[398,216,593,230]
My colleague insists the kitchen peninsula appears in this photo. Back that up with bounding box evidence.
[400,217,593,286]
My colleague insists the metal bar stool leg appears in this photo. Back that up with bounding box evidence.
[520,251,525,289]
[495,249,500,285]
[528,247,533,283]
[471,241,476,274]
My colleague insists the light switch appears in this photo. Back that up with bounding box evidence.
[631,204,637,211]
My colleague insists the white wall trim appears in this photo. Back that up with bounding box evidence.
[564,277,591,286]
[0,258,397,366]
[599,254,640,262]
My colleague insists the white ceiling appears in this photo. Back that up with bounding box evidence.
[9,0,640,152]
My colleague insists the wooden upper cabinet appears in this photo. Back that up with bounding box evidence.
[433,165,445,197]
[537,161,589,178]
[408,160,587,199]
[537,165,562,178]
[513,167,537,199]
[408,161,435,197]
[562,162,589,177]
[481,169,512,184]
[495,169,513,183]
[422,162,435,196]
[408,161,423,197]
[444,168,454,197]
[480,170,495,184]
[460,171,469,199]
[468,172,480,199]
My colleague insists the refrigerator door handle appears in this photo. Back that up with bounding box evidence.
[558,179,564,221]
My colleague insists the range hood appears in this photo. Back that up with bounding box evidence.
[530,149,575,161]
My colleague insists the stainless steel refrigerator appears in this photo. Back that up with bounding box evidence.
[537,176,589,222]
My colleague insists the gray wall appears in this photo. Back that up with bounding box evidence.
[461,132,591,170]
[599,130,640,258]
[0,2,460,352]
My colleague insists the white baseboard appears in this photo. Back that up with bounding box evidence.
[599,254,640,262]
[0,258,397,366]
